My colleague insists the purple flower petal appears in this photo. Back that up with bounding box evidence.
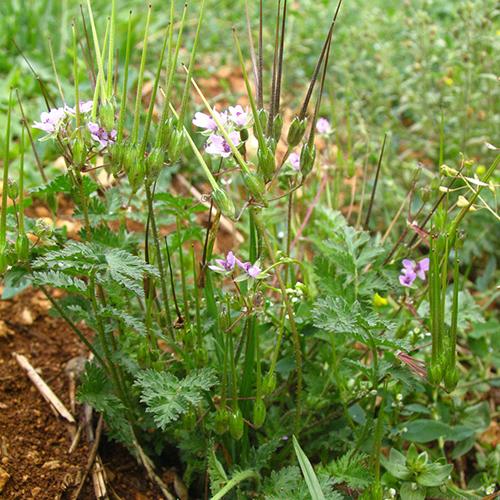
[236,258,261,278]
[402,259,415,271]
[228,105,250,128]
[418,258,429,272]
[193,112,217,132]
[289,152,300,171]
[399,269,416,287]
[316,117,331,135]
[205,133,240,158]
[33,107,66,135]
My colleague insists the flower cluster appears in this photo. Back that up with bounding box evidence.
[192,105,251,158]
[209,251,262,279]
[33,100,116,149]
[399,258,429,287]
[33,100,94,135]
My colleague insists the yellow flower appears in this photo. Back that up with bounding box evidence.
[373,293,388,307]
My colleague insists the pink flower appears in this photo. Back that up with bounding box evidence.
[316,117,331,135]
[399,269,416,287]
[192,110,227,133]
[205,132,240,158]
[402,258,429,280]
[67,100,93,115]
[88,122,116,148]
[399,257,429,287]
[236,258,261,278]
[289,152,301,171]
[228,105,250,128]
[33,107,67,134]
[209,251,236,274]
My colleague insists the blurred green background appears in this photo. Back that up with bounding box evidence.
[1,0,498,182]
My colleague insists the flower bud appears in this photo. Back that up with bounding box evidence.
[239,128,249,143]
[257,144,275,182]
[475,164,486,177]
[444,366,459,392]
[228,408,244,440]
[7,178,18,200]
[440,164,459,177]
[146,147,165,182]
[214,407,229,435]
[108,142,125,176]
[262,372,276,395]
[168,129,186,163]
[287,117,307,147]
[272,114,283,143]
[253,398,266,429]
[427,360,443,385]
[300,142,316,177]
[123,145,145,193]
[255,109,268,135]
[211,188,236,220]
[99,102,115,131]
[75,139,88,167]
[158,116,176,150]
[242,171,266,204]
[15,234,30,261]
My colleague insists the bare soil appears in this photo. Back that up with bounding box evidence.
[0,288,160,499]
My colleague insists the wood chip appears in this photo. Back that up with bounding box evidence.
[13,353,75,423]
[0,466,10,493]
[0,321,13,339]
[19,308,34,326]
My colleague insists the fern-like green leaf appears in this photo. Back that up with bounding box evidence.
[31,270,87,293]
[325,450,373,489]
[134,368,217,429]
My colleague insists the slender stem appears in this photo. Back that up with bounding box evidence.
[16,95,47,182]
[176,217,190,326]
[254,213,303,432]
[1,88,13,249]
[18,127,25,235]
[107,0,116,98]
[257,0,264,109]
[145,184,174,335]
[117,11,132,143]
[132,5,152,142]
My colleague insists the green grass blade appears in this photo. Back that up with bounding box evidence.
[292,435,326,500]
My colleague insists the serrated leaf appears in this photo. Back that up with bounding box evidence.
[32,270,87,293]
[134,368,217,429]
[326,450,372,489]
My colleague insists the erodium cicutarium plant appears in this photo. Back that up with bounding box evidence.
[1,0,499,498]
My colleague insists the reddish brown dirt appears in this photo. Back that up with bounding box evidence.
[0,288,160,499]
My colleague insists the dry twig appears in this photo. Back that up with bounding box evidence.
[13,352,75,423]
